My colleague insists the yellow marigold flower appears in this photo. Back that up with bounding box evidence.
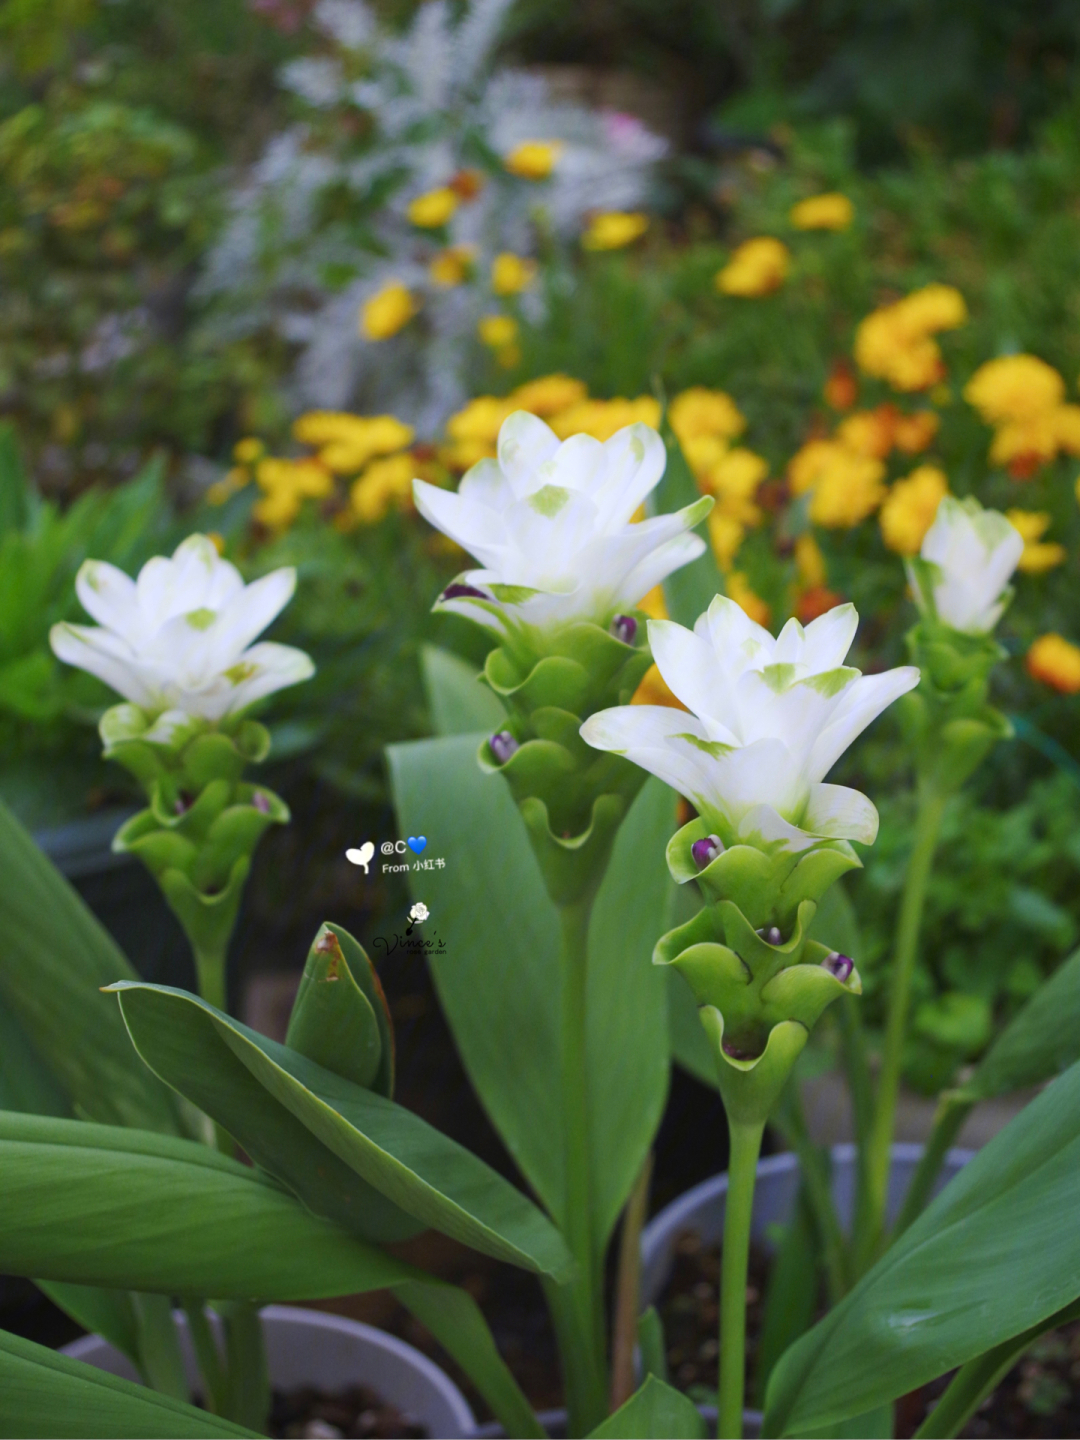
[638,585,668,620]
[253,488,301,530]
[855,286,967,393]
[293,412,368,446]
[429,246,475,287]
[789,440,885,527]
[1006,509,1067,573]
[549,396,661,442]
[440,438,496,471]
[789,193,854,231]
[1027,634,1080,693]
[360,283,417,341]
[879,465,949,555]
[794,533,827,589]
[319,417,415,475]
[836,406,897,459]
[680,434,729,480]
[256,457,334,499]
[407,187,459,228]
[704,448,768,525]
[631,662,685,709]
[581,211,649,251]
[988,415,1060,473]
[965,354,1065,425]
[726,571,771,627]
[491,252,537,295]
[668,387,746,445]
[708,511,746,570]
[893,410,940,453]
[504,141,563,180]
[478,314,519,349]
[510,374,588,416]
[715,237,790,297]
[233,437,264,465]
[1055,405,1080,454]
[446,396,516,443]
[350,452,416,524]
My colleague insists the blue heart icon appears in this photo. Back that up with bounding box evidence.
[407,836,427,854]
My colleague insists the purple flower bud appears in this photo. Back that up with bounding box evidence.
[442,583,490,602]
[252,791,271,814]
[691,834,724,870]
[611,614,637,645]
[756,926,783,947]
[490,730,519,765]
[822,951,854,983]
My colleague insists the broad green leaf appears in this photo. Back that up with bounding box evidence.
[111,982,573,1279]
[0,1000,71,1117]
[0,1326,257,1439]
[35,1283,141,1371]
[587,1374,706,1439]
[762,1057,1080,1437]
[0,798,185,1134]
[421,643,504,735]
[965,946,1080,1100]
[654,423,721,628]
[0,1110,426,1300]
[637,1307,669,1383]
[285,923,392,1096]
[388,732,673,1245]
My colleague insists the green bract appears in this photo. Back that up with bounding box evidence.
[479,616,653,901]
[658,818,861,1125]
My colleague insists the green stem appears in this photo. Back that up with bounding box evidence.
[193,941,229,1015]
[193,941,235,1156]
[837,995,875,1255]
[718,1120,764,1440]
[773,1091,848,1304]
[860,784,947,1269]
[891,1093,974,1242]
[610,1151,654,1411]
[553,896,607,1437]
[184,1303,226,1415]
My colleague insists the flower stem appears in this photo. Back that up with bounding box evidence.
[860,784,947,1269]
[718,1120,764,1440]
[193,940,235,1156]
[553,895,607,1437]
[610,1151,653,1411]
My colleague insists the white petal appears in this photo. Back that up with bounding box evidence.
[49,623,155,707]
[708,738,808,826]
[213,642,316,718]
[537,433,605,498]
[647,619,738,743]
[580,705,720,808]
[496,412,561,494]
[736,804,819,853]
[803,783,879,844]
[75,561,144,645]
[458,458,515,511]
[590,424,667,528]
[700,594,775,674]
[211,568,296,660]
[618,531,706,608]
[807,666,920,781]
[787,603,859,671]
[412,479,507,567]
[733,666,859,766]
[503,486,599,591]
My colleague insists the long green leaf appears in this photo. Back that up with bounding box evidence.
[387,733,673,1246]
[762,1057,1080,1436]
[0,798,185,1134]
[0,1111,425,1300]
[0,1326,257,1439]
[110,982,573,1279]
[965,945,1080,1100]
[587,1374,706,1439]
[420,644,504,735]
[654,423,721,628]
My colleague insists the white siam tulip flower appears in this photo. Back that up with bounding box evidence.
[50,534,314,722]
[907,496,1023,636]
[413,411,711,636]
[581,597,919,851]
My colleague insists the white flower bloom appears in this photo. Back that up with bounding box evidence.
[907,496,1024,635]
[413,411,710,635]
[50,534,314,722]
[581,597,920,851]
[409,902,430,923]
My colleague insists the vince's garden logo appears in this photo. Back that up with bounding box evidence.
[372,901,447,958]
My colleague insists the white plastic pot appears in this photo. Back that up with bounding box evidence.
[639,1142,974,1436]
[62,1303,476,1438]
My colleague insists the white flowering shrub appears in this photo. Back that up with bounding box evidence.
[196,0,666,432]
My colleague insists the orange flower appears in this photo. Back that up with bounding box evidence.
[824,361,858,411]
[1027,634,1080,693]
[893,410,940,453]
[836,405,897,459]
